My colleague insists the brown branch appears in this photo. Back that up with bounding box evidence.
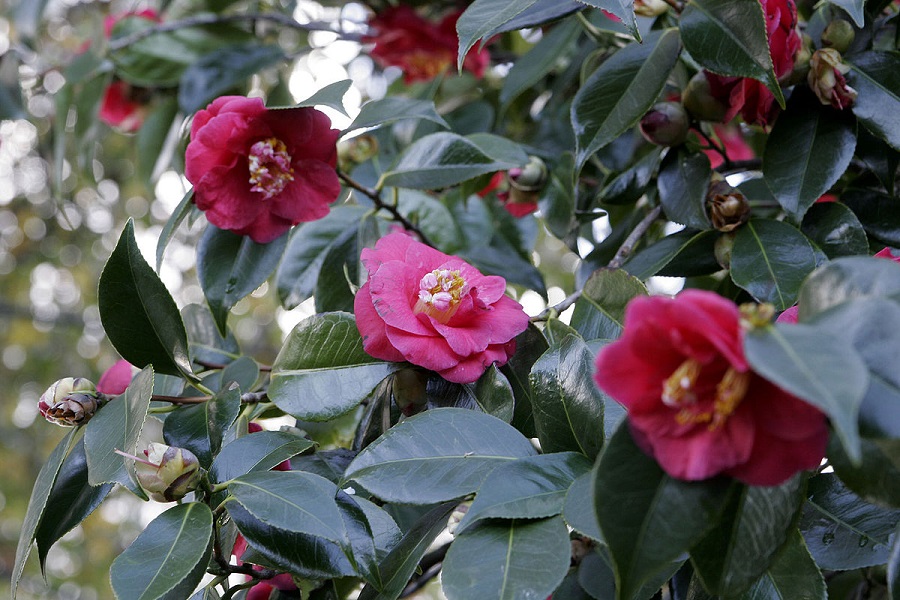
[338,171,436,247]
[152,391,268,404]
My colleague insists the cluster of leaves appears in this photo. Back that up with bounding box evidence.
[9,0,900,598]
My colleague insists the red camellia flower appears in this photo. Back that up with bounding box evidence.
[594,290,828,486]
[705,0,801,126]
[364,6,489,83]
[185,96,341,243]
[355,231,530,384]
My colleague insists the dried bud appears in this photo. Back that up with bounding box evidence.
[682,72,729,123]
[821,20,855,54]
[634,0,669,17]
[808,48,857,110]
[639,102,690,147]
[38,377,102,427]
[706,180,750,232]
[392,368,429,416]
[133,443,202,502]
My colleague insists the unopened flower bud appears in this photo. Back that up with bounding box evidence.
[38,377,103,427]
[447,502,470,535]
[821,20,855,54]
[132,443,202,502]
[639,102,690,147]
[714,232,737,269]
[739,303,777,329]
[634,0,669,17]
[808,48,857,110]
[392,368,429,416]
[337,134,378,169]
[508,156,548,192]
[682,72,729,123]
[706,180,750,232]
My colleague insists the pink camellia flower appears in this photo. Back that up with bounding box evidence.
[594,290,828,486]
[355,232,530,384]
[185,96,341,243]
[702,124,757,169]
[706,0,801,126]
[97,359,134,395]
[233,534,297,598]
[875,247,900,260]
[364,6,489,83]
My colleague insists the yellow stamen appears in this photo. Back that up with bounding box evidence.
[413,268,469,323]
[710,368,751,429]
[661,358,702,407]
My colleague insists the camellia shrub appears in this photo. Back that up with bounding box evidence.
[9,0,900,598]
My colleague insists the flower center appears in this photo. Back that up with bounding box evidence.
[662,359,751,430]
[406,51,452,80]
[413,268,469,323]
[248,137,294,200]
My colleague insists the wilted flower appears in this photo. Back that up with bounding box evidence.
[707,179,751,232]
[594,290,828,486]
[354,232,530,383]
[38,378,103,427]
[639,102,690,147]
[808,48,858,110]
[184,96,341,243]
[131,443,202,502]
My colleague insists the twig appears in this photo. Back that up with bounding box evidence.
[338,171,436,247]
[694,127,728,166]
[607,205,662,269]
[151,391,268,404]
[194,358,272,372]
[716,159,763,175]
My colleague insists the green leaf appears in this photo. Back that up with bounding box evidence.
[828,437,900,509]
[228,470,347,544]
[841,188,900,246]
[738,529,826,600]
[501,324,548,438]
[575,0,641,39]
[800,202,869,259]
[690,476,807,597]
[197,225,288,336]
[530,335,606,460]
[156,190,196,270]
[395,189,460,252]
[137,97,180,187]
[269,312,399,421]
[380,132,528,190]
[572,29,682,170]
[623,228,721,280]
[35,437,114,570]
[474,365,516,422]
[500,18,581,108]
[84,367,154,491]
[442,517,571,600]
[345,98,449,133]
[110,503,214,600]
[800,474,900,570]
[12,429,78,598]
[680,0,783,108]
[456,0,541,69]
[763,91,857,220]
[594,424,733,600]
[182,303,240,367]
[457,452,592,532]
[825,0,865,26]
[730,219,821,310]
[570,268,648,341]
[210,430,315,484]
[797,256,900,320]
[564,471,604,543]
[744,323,867,463]
[598,149,662,206]
[178,43,285,114]
[541,152,579,241]
[99,220,193,378]
[344,408,537,504]
[658,148,713,230]
[293,79,352,116]
[162,386,240,469]
[847,51,900,151]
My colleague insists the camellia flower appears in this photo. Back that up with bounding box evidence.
[808,48,858,110]
[355,232,530,384]
[594,290,828,486]
[364,6,489,83]
[705,0,802,126]
[129,442,202,502]
[184,96,341,243]
[99,10,160,132]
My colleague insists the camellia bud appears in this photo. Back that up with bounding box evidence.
[682,71,729,123]
[501,156,548,218]
[634,0,669,17]
[706,179,750,232]
[337,134,378,170]
[808,48,858,110]
[639,102,690,147]
[38,377,103,427]
[714,232,737,270]
[392,368,429,416]
[131,443,202,502]
[821,20,855,54]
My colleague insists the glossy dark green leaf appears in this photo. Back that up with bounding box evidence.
[182,303,240,367]
[841,188,900,246]
[12,429,78,598]
[594,424,733,600]
[501,324,549,438]
[847,51,900,150]
[137,97,179,187]
[541,152,578,241]
[219,355,259,392]
[85,367,154,491]
[197,225,288,336]
[269,312,398,421]
[738,529,826,600]
[443,517,571,600]
[380,132,528,190]
[530,335,606,460]
[744,323,867,462]
[178,43,284,114]
[570,268,647,341]
[457,0,542,68]
[156,190,196,271]
[345,97,449,133]
[336,490,380,586]
[798,256,900,320]
[763,93,857,220]
[314,224,359,313]
[457,452,592,532]
[575,0,640,39]
[828,436,900,509]
[572,29,682,170]
[110,502,214,600]
[162,386,240,469]
[731,219,821,310]
[395,189,460,252]
[564,471,604,542]
[351,495,403,562]
[825,0,865,26]
[658,148,712,230]
[577,550,617,600]
[800,474,900,570]
[294,79,352,116]
[210,430,314,484]
[35,437,114,569]
[99,220,193,377]
[690,476,806,597]
[500,18,581,107]
[855,128,899,192]
[623,229,720,280]
[473,365,516,422]
[800,202,869,259]
[598,149,662,206]
[228,470,347,543]
[680,0,782,107]
[344,408,537,504]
